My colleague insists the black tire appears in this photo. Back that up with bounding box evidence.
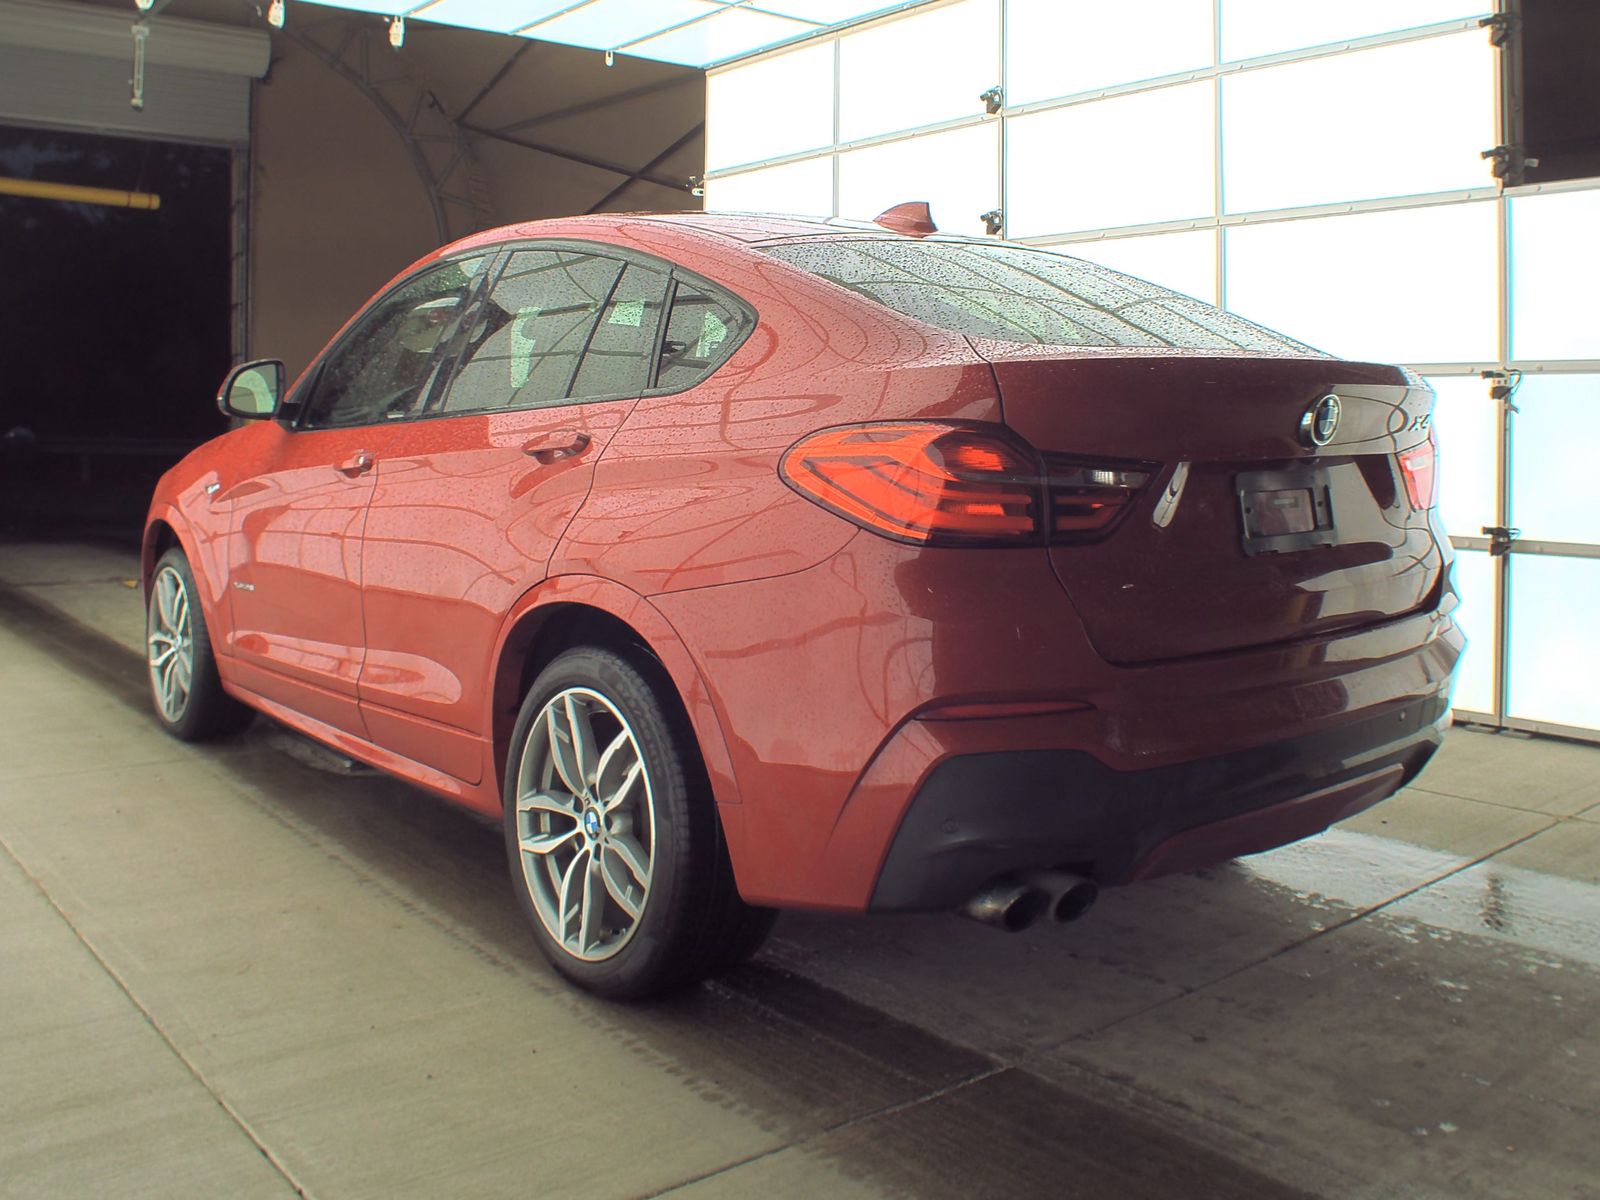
[502,645,773,999]
[146,548,253,742]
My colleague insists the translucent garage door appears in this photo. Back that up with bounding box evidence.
[702,0,1600,741]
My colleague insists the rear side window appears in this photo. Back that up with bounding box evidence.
[656,282,750,390]
[443,250,622,414]
[762,239,1314,353]
[570,263,671,399]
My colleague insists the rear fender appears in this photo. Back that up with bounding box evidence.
[487,574,746,824]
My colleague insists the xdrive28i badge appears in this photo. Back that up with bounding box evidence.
[1299,393,1342,449]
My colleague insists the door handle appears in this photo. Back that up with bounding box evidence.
[520,429,591,464]
[337,451,374,477]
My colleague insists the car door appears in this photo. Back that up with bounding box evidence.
[354,246,672,781]
[222,254,488,736]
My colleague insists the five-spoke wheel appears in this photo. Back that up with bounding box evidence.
[503,646,775,998]
[148,562,196,725]
[512,687,657,962]
[144,548,251,741]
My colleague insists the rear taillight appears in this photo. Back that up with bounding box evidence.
[1045,459,1153,537]
[779,422,1152,546]
[1398,434,1437,511]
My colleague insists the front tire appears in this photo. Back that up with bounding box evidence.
[503,646,771,999]
[146,548,252,741]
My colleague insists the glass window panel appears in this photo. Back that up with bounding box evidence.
[625,7,815,66]
[524,0,713,49]
[1508,374,1600,545]
[1222,33,1493,213]
[657,283,751,390]
[764,238,1305,349]
[1007,82,1214,238]
[756,1,905,19]
[707,43,833,169]
[1223,201,1497,363]
[837,122,998,238]
[838,0,998,141]
[1427,375,1497,543]
[301,258,487,428]
[572,264,671,400]
[444,251,621,414]
[1220,0,1487,61]
[1007,0,1212,104]
[1510,188,1600,361]
[1448,548,1495,715]
[1052,230,1217,303]
[1508,554,1600,731]
[402,0,572,33]
[704,156,833,217]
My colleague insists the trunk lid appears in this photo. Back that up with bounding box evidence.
[976,345,1443,665]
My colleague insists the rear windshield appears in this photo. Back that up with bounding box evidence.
[761,238,1315,353]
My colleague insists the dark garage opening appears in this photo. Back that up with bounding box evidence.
[0,122,232,542]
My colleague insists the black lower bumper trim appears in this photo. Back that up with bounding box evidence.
[869,694,1449,912]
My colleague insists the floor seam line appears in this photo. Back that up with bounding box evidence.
[0,830,315,1200]
[633,1064,1010,1199]
[1047,819,1563,1049]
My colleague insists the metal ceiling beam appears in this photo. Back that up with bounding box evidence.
[455,40,545,125]
[585,122,703,213]
[286,14,494,242]
[488,74,698,136]
[461,123,685,191]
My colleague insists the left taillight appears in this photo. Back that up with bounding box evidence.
[1398,434,1437,511]
[779,422,1152,547]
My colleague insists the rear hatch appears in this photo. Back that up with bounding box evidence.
[977,345,1442,665]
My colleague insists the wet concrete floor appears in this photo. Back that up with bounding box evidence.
[1,540,1596,1198]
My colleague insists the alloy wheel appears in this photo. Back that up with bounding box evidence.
[512,687,657,962]
[147,565,195,724]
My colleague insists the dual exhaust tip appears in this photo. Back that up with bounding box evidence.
[961,869,1098,932]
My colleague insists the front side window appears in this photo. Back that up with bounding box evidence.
[300,256,487,429]
[443,250,636,414]
[762,238,1315,353]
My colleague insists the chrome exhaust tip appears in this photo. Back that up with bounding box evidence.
[1019,869,1099,924]
[961,879,1051,932]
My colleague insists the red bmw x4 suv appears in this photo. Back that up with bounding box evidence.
[144,208,1461,998]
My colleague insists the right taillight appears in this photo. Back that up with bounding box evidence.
[779,422,1152,546]
[1398,434,1437,511]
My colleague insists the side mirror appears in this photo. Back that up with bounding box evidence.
[217,360,285,420]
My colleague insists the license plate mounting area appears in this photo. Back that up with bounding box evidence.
[1236,465,1336,556]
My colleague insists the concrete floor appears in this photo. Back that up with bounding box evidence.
[1,538,1596,1200]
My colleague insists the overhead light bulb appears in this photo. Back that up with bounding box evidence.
[388,15,404,47]
[133,0,155,11]
[604,49,614,67]
[266,0,284,28]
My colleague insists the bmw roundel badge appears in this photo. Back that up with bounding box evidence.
[1300,393,1342,449]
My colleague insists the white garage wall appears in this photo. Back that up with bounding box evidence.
[705,0,1600,740]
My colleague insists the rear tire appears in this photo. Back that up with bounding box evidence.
[502,645,773,999]
[146,548,252,742]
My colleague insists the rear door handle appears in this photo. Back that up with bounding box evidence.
[520,429,591,464]
[336,451,374,476]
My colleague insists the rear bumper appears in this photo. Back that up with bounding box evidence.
[869,692,1448,911]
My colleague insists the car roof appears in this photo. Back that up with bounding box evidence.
[443,209,999,261]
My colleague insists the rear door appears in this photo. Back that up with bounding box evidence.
[223,255,486,734]
[354,247,672,781]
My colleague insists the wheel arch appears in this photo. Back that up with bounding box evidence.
[487,576,746,818]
